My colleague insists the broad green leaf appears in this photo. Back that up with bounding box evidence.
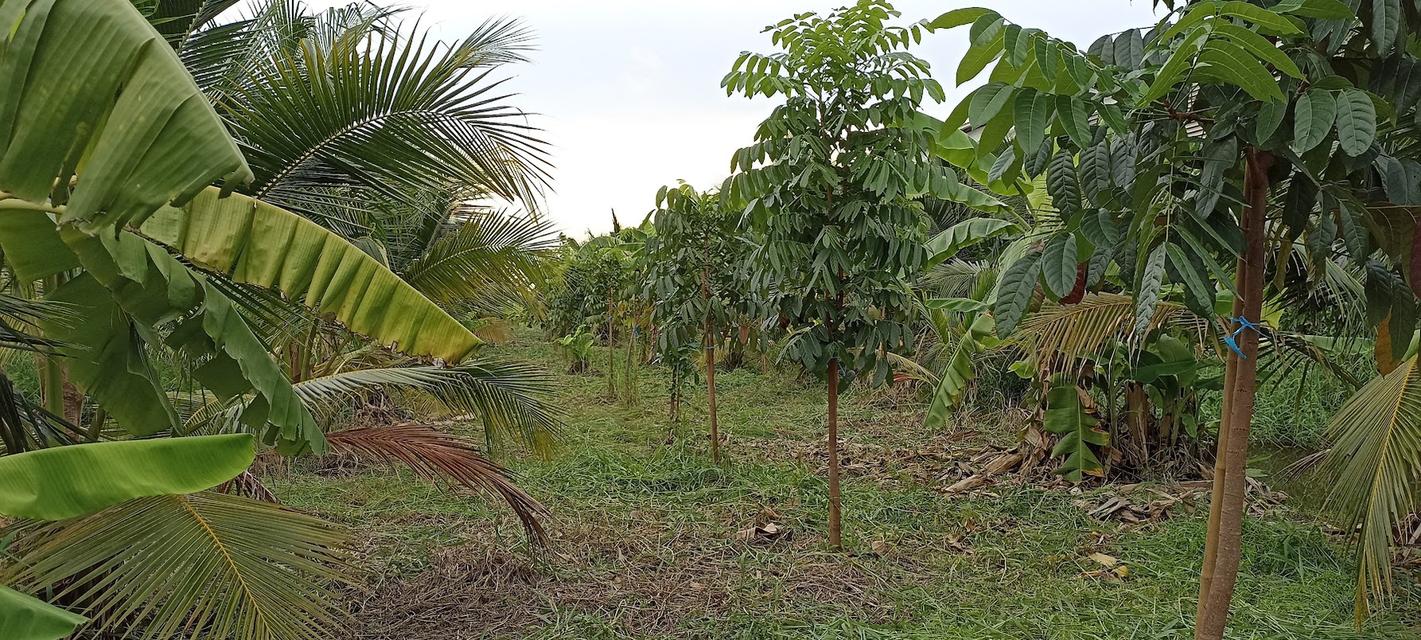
[1042,232,1079,298]
[1371,0,1401,51]
[969,83,1015,127]
[1044,383,1108,482]
[1113,29,1145,69]
[1214,23,1303,78]
[0,206,79,281]
[923,313,994,427]
[1134,243,1167,335]
[1256,99,1287,142]
[1198,42,1286,102]
[0,586,86,640]
[1335,88,1378,156]
[1272,0,1356,19]
[57,229,324,455]
[0,0,252,229]
[927,7,998,31]
[142,188,481,363]
[1080,143,1113,206]
[1167,243,1215,314]
[925,218,1022,266]
[1144,27,1207,103]
[992,250,1041,335]
[46,274,177,435]
[1012,90,1053,157]
[0,434,255,520]
[1056,96,1093,148]
[957,16,1006,85]
[1047,149,1081,215]
[1293,90,1337,152]
[988,146,1018,184]
[1081,208,1124,249]
[1219,0,1304,35]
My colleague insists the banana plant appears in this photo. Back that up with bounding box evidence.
[0,434,260,640]
[0,0,535,636]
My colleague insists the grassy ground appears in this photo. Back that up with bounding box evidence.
[269,330,1421,639]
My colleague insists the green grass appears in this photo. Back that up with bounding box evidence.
[268,329,1420,639]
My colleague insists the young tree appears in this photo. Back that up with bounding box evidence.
[645,182,750,461]
[723,0,987,548]
[931,0,1421,635]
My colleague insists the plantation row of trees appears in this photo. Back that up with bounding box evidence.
[537,1,1421,638]
[0,1,564,638]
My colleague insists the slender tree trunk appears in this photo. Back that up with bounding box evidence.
[607,294,616,399]
[1195,148,1272,640]
[624,317,635,405]
[706,319,720,463]
[87,407,106,442]
[827,358,842,550]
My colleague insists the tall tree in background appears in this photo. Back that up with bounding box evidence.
[930,0,1421,635]
[724,0,988,548]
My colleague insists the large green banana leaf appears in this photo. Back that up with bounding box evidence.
[0,0,251,229]
[0,433,254,520]
[923,311,995,427]
[66,229,326,453]
[142,188,481,362]
[0,586,86,640]
[0,212,322,452]
[44,275,177,435]
[1043,382,1109,483]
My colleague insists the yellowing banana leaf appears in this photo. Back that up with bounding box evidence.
[0,0,251,229]
[0,434,254,520]
[142,188,481,363]
[0,586,86,640]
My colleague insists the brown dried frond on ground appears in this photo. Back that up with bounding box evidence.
[326,423,548,544]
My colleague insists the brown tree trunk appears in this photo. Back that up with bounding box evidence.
[827,359,842,550]
[1195,148,1272,640]
[706,320,720,464]
[607,294,616,399]
[624,318,635,404]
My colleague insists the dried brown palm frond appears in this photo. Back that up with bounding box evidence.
[326,424,548,545]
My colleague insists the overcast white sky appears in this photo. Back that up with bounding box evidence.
[300,1,1160,237]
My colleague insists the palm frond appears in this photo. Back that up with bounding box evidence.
[228,17,552,220]
[3,493,351,640]
[401,208,560,312]
[1321,354,1421,621]
[326,424,547,544]
[295,361,563,453]
[0,372,84,454]
[1011,293,1203,370]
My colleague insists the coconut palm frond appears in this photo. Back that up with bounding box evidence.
[294,361,562,453]
[228,16,552,222]
[2,493,351,640]
[326,424,547,543]
[1011,293,1201,369]
[0,372,84,454]
[402,209,560,312]
[1321,354,1421,621]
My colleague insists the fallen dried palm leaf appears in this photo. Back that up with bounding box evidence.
[326,424,548,544]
